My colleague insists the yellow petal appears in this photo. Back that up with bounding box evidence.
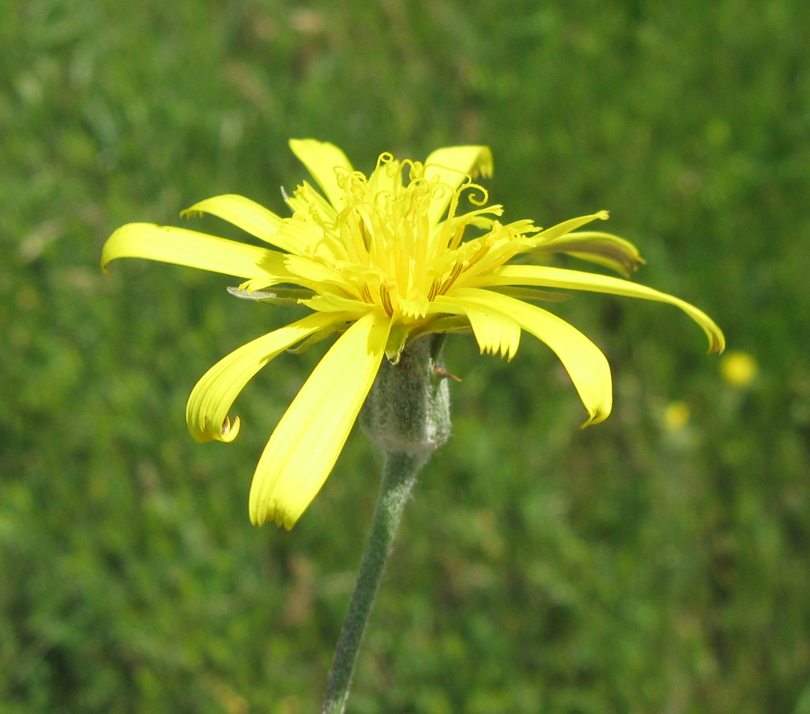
[283,254,356,293]
[424,145,493,182]
[424,146,494,226]
[249,311,391,529]
[432,296,521,360]
[186,312,349,443]
[284,181,339,225]
[488,286,573,302]
[535,230,644,277]
[302,293,374,313]
[438,288,613,426]
[289,139,353,212]
[101,223,289,279]
[182,195,308,255]
[529,212,610,246]
[478,265,726,353]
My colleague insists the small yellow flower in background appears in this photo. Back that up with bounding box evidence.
[101,139,725,529]
[721,350,757,388]
[664,401,691,431]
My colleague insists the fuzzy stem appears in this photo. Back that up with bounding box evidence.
[320,452,422,714]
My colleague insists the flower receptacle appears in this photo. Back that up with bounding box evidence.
[360,335,452,463]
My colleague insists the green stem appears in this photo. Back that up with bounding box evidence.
[320,452,423,714]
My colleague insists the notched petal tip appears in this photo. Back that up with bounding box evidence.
[276,511,295,530]
[248,502,268,527]
[477,336,519,361]
[248,453,310,529]
[247,501,296,530]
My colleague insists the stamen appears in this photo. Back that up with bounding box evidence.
[380,285,394,316]
[448,223,466,250]
[358,214,370,252]
[438,261,465,296]
[464,240,492,269]
[359,283,374,304]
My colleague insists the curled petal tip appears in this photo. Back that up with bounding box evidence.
[698,315,726,354]
[188,414,241,444]
[710,334,726,354]
[579,407,610,429]
[220,415,241,442]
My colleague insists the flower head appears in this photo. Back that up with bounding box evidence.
[102,139,724,529]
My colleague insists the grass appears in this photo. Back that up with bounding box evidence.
[1,0,809,712]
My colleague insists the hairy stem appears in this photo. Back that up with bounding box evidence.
[320,452,421,714]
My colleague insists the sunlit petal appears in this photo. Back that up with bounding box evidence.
[440,288,613,425]
[289,139,353,212]
[182,194,309,255]
[530,212,610,246]
[424,146,493,226]
[284,181,339,225]
[478,265,725,353]
[101,223,288,279]
[534,230,644,276]
[431,296,521,360]
[186,312,350,443]
[302,293,374,313]
[488,286,573,302]
[284,254,356,292]
[249,311,391,529]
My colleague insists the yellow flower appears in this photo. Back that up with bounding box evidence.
[664,401,691,431]
[720,351,757,388]
[101,139,725,529]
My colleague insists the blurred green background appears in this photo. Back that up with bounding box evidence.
[2,0,809,712]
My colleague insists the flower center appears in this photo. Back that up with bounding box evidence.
[293,153,535,320]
